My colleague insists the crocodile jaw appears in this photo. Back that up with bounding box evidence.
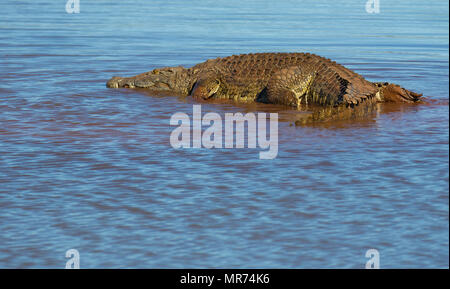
[106,76,135,88]
[106,66,192,95]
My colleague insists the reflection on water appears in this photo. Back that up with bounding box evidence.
[0,0,448,268]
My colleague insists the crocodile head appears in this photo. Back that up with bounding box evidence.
[375,82,422,103]
[106,66,191,94]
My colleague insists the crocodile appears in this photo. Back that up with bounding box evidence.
[106,52,422,123]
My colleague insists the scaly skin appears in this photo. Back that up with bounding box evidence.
[106,53,422,122]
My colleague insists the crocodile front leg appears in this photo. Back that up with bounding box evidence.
[266,67,315,108]
[190,77,221,100]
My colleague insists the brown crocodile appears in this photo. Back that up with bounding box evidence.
[106,52,422,123]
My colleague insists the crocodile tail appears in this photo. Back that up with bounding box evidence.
[378,83,422,103]
[342,79,378,106]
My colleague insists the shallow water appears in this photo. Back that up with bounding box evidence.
[0,0,448,268]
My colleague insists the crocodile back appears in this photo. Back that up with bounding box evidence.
[189,53,378,105]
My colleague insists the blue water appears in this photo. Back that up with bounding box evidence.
[0,0,448,268]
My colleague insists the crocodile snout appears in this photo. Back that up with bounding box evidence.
[106,76,135,88]
[134,79,155,88]
[106,77,120,88]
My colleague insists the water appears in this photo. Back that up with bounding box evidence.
[0,0,448,268]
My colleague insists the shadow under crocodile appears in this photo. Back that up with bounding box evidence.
[123,87,443,129]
